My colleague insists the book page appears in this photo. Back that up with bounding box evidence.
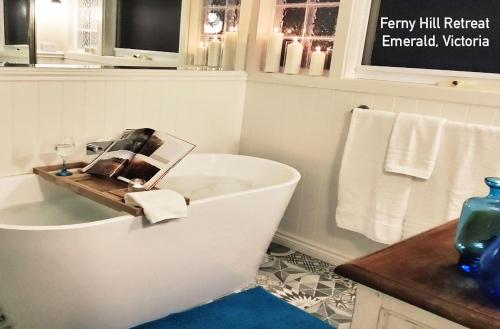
[117,132,195,189]
[82,128,155,177]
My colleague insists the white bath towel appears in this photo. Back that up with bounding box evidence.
[402,121,500,238]
[336,109,412,244]
[336,109,500,244]
[385,112,447,179]
[125,189,188,224]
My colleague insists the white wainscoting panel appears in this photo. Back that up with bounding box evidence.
[240,81,500,263]
[0,72,246,177]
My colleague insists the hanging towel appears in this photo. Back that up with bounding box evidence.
[336,109,412,244]
[125,189,188,224]
[402,121,500,238]
[385,112,447,180]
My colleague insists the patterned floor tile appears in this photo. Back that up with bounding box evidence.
[256,245,357,328]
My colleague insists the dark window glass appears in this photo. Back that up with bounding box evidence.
[364,0,500,74]
[281,7,306,35]
[4,0,29,45]
[116,0,182,53]
[312,7,338,37]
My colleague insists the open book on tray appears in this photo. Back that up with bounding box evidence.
[82,128,195,190]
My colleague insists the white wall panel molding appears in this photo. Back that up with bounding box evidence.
[0,78,246,177]
[241,82,500,261]
[0,69,247,82]
[248,72,500,108]
[274,230,353,265]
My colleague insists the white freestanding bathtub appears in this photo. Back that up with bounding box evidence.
[0,154,300,329]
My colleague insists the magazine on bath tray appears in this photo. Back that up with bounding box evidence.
[82,128,196,190]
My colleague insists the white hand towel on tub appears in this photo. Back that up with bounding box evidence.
[124,189,188,224]
[336,109,412,244]
[385,112,447,179]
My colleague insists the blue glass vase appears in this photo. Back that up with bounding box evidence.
[455,177,500,274]
[478,235,500,302]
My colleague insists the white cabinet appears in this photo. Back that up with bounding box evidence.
[350,285,468,329]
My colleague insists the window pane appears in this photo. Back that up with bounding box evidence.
[277,7,306,36]
[276,0,307,4]
[116,0,182,53]
[204,9,225,34]
[311,6,338,37]
[363,0,500,74]
[3,0,29,45]
[204,0,227,6]
[227,0,241,6]
[225,8,240,31]
[309,0,339,3]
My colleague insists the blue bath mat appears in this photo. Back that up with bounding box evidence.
[131,287,333,329]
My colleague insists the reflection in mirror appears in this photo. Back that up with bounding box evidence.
[34,0,184,67]
[0,0,30,65]
[0,0,186,67]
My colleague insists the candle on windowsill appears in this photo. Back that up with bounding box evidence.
[222,27,238,70]
[309,47,326,76]
[283,38,303,75]
[194,42,208,66]
[264,27,284,73]
[207,36,222,68]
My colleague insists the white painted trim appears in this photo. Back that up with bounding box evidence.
[0,68,247,81]
[339,0,500,86]
[273,229,353,265]
[248,71,500,107]
[0,0,4,48]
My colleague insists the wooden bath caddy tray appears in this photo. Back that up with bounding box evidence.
[33,162,144,216]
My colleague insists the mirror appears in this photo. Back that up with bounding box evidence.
[0,0,30,65]
[1,0,187,68]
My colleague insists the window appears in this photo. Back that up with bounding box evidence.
[116,0,182,53]
[351,0,500,83]
[3,0,28,45]
[202,0,241,39]
[76,0,99,52]
[274,0,340,69]
[72,0,184,65]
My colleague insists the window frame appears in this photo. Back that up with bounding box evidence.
[337,0,500,85]
[68,0,190,67]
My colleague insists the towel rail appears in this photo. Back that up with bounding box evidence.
[351,105,370,113]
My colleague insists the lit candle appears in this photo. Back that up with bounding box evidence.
[222,27,238,70]
[207,36,222,68]
[283,38,303,75]
[194,42,207,66]
[308,47,326,76]
[264,28,284,73]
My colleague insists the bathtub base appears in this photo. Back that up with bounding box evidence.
[0,154,300,329]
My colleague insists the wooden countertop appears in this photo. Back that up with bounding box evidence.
[335,220,500,329]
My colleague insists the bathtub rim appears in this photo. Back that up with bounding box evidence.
[0,154,300,231]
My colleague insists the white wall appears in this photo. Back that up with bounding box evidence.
[36,0,69,52]
[240,81,500,263]
[0,70,246,177]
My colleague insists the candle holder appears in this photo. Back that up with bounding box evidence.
[207,36,222,70]
[193,41,209,70]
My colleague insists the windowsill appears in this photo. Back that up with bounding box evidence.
[64,52,179,67]
[248,71,500,107]
[0,66,247,81]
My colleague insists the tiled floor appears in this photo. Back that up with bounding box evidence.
[255,244,356,329]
